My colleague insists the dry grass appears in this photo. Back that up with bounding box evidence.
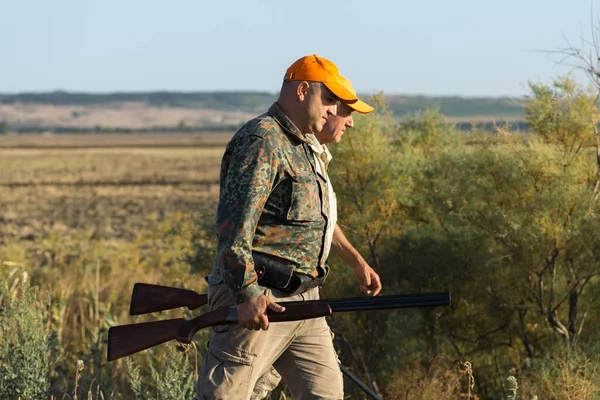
[0,147,224,186]
[384,356,480,400]
[517,353,600,400]
[0,132,233,148]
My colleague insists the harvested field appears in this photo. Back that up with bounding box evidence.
[0,132,232,148]
[1,135,225,242]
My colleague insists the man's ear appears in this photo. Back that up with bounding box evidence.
[296,81,310,102]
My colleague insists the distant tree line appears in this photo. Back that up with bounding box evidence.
[4,121,532,135]
[0,91,277,112]
[387,95,525,118]
[7,124,241,134]
[0,90,526,119]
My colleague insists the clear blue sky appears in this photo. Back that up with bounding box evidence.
[1,0,598,96]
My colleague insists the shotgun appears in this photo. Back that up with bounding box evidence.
[107,289,451,362]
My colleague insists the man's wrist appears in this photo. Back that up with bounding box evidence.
[233,284,264,305]
[350,259,368,270]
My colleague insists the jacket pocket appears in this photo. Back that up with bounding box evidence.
[286,174,322,222]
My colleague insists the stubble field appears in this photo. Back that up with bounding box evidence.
[0,134,227,247]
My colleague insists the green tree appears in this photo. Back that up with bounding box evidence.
[393,77,600,394]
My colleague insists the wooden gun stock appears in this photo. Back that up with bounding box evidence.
[108,318,186,361]
[129,283,208,315]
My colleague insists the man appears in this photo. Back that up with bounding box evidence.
[196,54,380,400]
[250,76,381,400]
[309,77,380,294]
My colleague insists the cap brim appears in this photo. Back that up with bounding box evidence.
[347,98,374,114]
[322,81,357,102]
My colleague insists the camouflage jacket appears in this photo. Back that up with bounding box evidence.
[208,102,330,304]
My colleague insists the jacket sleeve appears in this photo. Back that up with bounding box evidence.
[215,135,277,304]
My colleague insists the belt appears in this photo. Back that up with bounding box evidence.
[252,252,330,296]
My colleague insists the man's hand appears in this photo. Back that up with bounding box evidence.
[352,264,382,296]
[236,295,286,331]
[331,224,383,296]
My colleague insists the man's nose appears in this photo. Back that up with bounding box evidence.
[346,115,354,128]
[328,103,338,117]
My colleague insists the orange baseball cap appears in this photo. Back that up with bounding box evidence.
[338,76,374,114]
[283,54,358,102]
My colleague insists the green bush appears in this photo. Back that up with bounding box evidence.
[0,269,52,399]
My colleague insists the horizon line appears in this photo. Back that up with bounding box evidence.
[0,89,526,100]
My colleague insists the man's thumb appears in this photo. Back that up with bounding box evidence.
[267,300,286,313]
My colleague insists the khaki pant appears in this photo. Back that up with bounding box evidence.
[251,367,282,400]
[194,284,343,400]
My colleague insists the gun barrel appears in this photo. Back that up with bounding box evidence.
[326,292,450,312]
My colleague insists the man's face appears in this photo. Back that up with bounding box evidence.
[304,83,340,134]
[315,103,354,144]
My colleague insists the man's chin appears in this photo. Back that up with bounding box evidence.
[311,123,325,134]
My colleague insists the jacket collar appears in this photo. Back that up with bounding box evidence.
[268,102,308,144]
